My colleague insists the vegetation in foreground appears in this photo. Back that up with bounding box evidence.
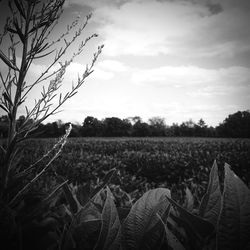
[2,136,249,249]
[0,0,249,249]
[1,135,250,249]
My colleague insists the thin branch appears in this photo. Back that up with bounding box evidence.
[21,14,94,102]
[9,124,72,207]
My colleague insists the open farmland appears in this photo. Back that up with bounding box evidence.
[17,137,250,206]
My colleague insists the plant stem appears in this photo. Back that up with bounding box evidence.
[1,5,31,194]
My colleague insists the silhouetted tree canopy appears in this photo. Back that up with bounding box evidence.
[216,111,250,138]
[148,116,167,136]
[81,116,103,136]
[0,110,249,138]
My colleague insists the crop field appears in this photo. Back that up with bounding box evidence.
[18,137,250,206]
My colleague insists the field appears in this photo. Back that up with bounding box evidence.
[18,137,250,206]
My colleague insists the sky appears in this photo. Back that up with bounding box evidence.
[0,0,250,126]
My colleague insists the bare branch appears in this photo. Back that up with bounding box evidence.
[9,124,72,207]
[0,0,103,200]
[13,0,26,19]
[21,14,96,103]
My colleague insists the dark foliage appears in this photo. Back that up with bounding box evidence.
[1,110,250,138]
[216,111,250,138]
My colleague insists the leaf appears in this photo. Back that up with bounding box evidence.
[166,225,185,250]
[3,92,13,106]
[7,27,18,34]
[157,213,185,250]
[60,180,80,214]
[0,50,19,71]
[0,103,9,113]
[76,182,91,207]
[14,0,26,19]
[17,190,61,224]
[121,188,171,250]
[33,49,55,59]
[90,168,116,199]
[28,21,49,34]
[167,197,214,241]
[77,202,101,224]
[92,188,107,212]
[117,207,131,222]
[216,163,250,250]
[74,219,102,250]
[199,160,221,226]
[13,18,25,43]
[60,218,77,250]
[167,211,187,241]
[140,202,170,249]
[185,186,194,212]
[77,219,101,232]
[94,187,121,250]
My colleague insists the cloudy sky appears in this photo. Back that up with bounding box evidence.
[0,0,250,126]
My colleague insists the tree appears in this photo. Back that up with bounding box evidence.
[132,121,151,137]
[194,118,207,137]
[197,118,206,128]
[179,119,196,136]
[0,0,102,228]
[128,116,142,125]
[69,123,81,137]
[44,121,60,137]
[148,116,167,136]
[170,122,180,136]
[216,110,250,138]
[81,116,103,136]
[122,118,133,136]
[103,117,130,136]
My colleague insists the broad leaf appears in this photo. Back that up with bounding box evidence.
[117,207,131,222]
[94,187,121,250]
[185,187,194,212]
[167,213,187,242]
[217,164,250,250]
[57,176,80,214]
[141,203,171,249]
[74,219,102,250]
[91,168,116,199]
[77,202,101,224]
[76,182,91,207]
[199,160,221,226]
[167,197,214,241]
[157,205,185,249]
[92,189,106,210]
[164,223,185,250]
[76,219,101,233]
[121,188,171,250]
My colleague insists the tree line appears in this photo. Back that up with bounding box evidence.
[0,110,250,138]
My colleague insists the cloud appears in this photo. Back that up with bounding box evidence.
[26,62,48,76]
[132,65,250,86]
[26,61,113,83]
[64,62,115,81]
[148,101,242,126]
[97,59,129,72]
[82,0,250,59]
[131,65,250,101]
[93,0,210,56]
[206,2,223,15]
[132,65,213,85]
[87,59,129,80]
